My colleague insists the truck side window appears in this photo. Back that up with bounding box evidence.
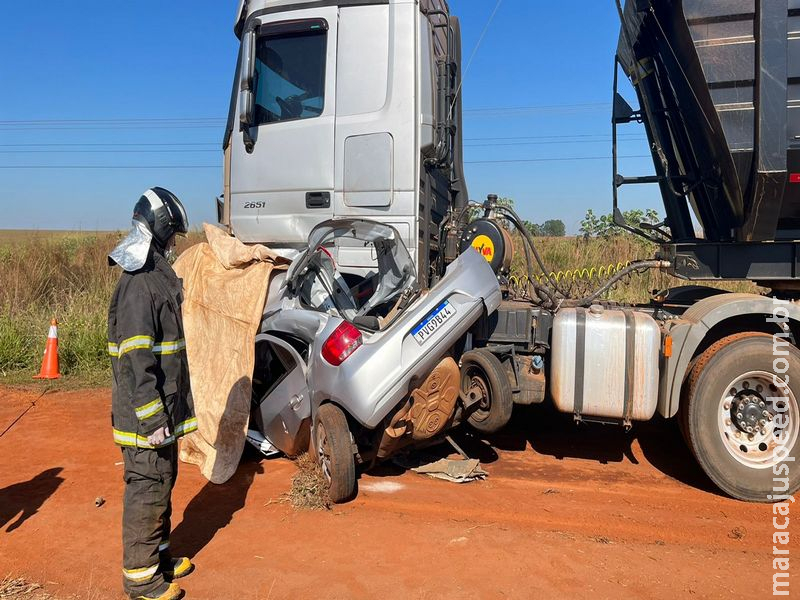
[253,23,327,125]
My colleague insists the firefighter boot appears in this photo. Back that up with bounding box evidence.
[163,556,194,581]
[132,581,182,600]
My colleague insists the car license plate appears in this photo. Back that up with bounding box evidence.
[411,300,456,345]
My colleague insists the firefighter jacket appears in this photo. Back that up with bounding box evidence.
[108,251,196,448]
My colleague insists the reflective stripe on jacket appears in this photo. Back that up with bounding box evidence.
[108,252,195,448]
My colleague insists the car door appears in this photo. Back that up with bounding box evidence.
[251,334,311,456]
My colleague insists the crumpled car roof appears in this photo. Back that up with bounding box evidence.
[287,218,417,317]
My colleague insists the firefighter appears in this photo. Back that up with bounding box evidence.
[108,187,196,600]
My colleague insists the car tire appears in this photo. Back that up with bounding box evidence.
[461,349,513,434]
[682,332,800,502]
[313,403,356,503]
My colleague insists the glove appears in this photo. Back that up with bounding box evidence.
[147,426,171,447]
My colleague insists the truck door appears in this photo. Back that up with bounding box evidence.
[229,9,337,244]
[332,3,413,270]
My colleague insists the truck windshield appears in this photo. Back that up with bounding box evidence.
[253,25,326,125]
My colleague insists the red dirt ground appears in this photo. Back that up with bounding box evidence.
[0,386,796,599]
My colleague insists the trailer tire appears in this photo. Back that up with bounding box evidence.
[682,333,800,502]
[679,332,766,446]
[461,349,513,434]
[313,403,356,503]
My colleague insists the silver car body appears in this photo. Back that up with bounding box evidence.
[252,219,500,454]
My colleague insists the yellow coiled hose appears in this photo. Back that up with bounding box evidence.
[508,262,631,287]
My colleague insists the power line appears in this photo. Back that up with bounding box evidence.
[464,139,645,147]
[0,155,652,169]
[0,142,219,147]
[464,102,610,112]
[0,107,614,127]
[0,130,647,153]
[0,165,219,169]
[0,117,224,131]
[463,103,611,116]
[0,125,224,131]
[0,103,618,127]
[465,154,649,164]
[0,117,222,124]
[0,134,640,147]
[0,149,219,154]
[450,0,504,118]
[0,139,645,152]
[464,133,642,141]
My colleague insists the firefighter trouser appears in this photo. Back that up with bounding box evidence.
[121,444,177,598]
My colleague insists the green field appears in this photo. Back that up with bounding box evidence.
[0,229,755,385]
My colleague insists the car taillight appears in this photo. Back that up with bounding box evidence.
[321,321,362,366]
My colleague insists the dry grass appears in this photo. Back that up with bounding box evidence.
[0,233,118,378]
[0,576,53,600]
[0,230,203,382]
[510,234,757,303]
[0,227,759,381]
[289,453,331,510]
[0,575,104,600]
[0,230,113,244]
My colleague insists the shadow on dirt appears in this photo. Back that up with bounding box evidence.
[0,467,64,533]
[486,404,723,497]
[172,375,265,557]
[367,431,500,480]
[375,403,723,498]
[171,456,263,558]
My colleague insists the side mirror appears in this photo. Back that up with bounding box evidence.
[239,28,256,131]
[613,92,637,124]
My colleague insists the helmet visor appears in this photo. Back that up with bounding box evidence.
[173,198,189,236]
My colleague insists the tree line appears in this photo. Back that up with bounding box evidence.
[473,197,660,238]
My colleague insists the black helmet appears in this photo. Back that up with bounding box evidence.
[133,187,189,249]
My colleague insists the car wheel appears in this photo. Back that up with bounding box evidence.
[682,333,800,502]
[314,403,356,503]
[461,349,513,434]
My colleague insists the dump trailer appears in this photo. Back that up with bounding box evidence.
[217,0,800,502]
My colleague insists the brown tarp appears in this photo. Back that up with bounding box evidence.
[174,224,289,483]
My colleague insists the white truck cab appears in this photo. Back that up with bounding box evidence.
[219,0,467,285]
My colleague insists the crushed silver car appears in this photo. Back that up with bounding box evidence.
[248,218,509,502]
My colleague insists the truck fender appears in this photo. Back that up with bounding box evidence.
[660,293,800,418]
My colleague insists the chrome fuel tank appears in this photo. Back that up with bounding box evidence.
[551,305,660,422]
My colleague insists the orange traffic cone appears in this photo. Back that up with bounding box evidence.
[33,318,61,379]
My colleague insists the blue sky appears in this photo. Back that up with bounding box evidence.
[0,0,661,232]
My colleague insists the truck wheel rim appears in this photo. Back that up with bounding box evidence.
[316,424,332,483]
[717,370,798,469]
[463,368,490,422]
